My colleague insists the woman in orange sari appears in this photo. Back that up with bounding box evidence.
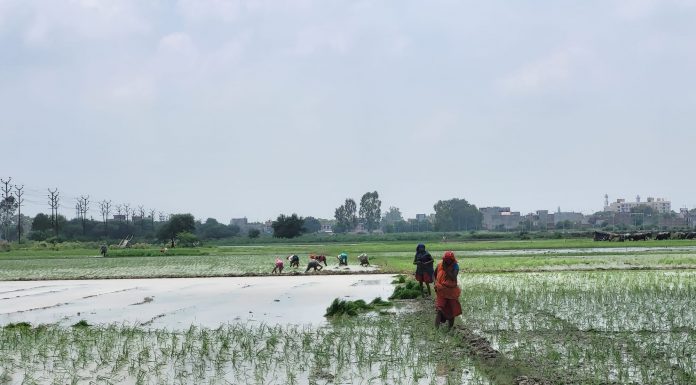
[434,250,462,328]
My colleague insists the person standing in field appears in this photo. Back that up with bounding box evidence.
[271,257,284,275]
[434,250,462,328]
[413,243,434,297]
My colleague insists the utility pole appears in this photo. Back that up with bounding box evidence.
[138,205,145,231]
[149,208,156,230]
[124,203,131,224]
[78,195,89,235]
[1,178,13,240]
[48,188,60,236]
[115,204,123,221]
[14,185,24,243]
[99,200,112,237]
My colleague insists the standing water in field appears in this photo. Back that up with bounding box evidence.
[0,275,396,329]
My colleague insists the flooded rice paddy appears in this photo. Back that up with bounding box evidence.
[0,275,396,329]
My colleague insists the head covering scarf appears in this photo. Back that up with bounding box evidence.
[442,250,457,264]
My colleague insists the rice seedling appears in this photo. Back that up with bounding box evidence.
[0,308,487,385]
[459,271,696,384]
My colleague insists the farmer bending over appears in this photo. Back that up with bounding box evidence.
[358,253,369,267]
[305,259,323,273]
[413,243,434,297]
[272,257,284,275]
[337,252,348,266]
[287,254,300,268]
[434,251,462,329]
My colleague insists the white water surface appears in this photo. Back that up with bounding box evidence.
[0,274,396,329]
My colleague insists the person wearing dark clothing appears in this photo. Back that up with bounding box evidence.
[358,253,369,267]
[288,254,300,268]
[413,243,434,297]
[99,245,108,257]
[305,259,323,273]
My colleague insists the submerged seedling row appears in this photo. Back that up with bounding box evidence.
[0,311,489,385]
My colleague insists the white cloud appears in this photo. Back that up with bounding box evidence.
[17,0,149,46]
[614,0,696,20]
[292,25,353,55]
[158,32,196,56]
[497,47,588,94]
[177,0,242,22]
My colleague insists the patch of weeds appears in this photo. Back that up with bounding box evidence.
[72,320,91,328]
[389,280,422,299]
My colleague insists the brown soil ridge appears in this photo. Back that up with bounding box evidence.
[452,325,552,385]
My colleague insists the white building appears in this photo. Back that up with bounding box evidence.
[604,195,671,214]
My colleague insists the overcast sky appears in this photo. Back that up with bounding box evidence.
[2,0,695,222]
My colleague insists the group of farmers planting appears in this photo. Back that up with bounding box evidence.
[271,252,370,274]
[270,243,462,329]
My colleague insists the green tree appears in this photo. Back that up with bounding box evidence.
[32,213,52,232]
[157,213,196,247]
[302,216,322,233]
[359,191,381,233]
[433,198,482,231]
[334,198,357,233]
[0,195,17,240]
[248,229,261,238]
[382,206,403,223]
[197,218,240,239]
[272,214,305,238]
[176,231,199,247]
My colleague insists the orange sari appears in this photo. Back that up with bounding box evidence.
[434,262,462,319]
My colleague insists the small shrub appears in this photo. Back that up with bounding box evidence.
[0,241,10,252]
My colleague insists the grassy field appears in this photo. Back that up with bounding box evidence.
[1,239,696,280]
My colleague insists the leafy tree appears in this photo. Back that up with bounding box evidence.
[433,198,482,231]
[157,213,196,247]
[334,198,357,233]
[0,195,17,240]
[382,206,403,223]
[197,218,240,240]
[302,216,322,233]
[359,191,381,233]
[272,214,305,239]
[176,231,199,247]
[248,229,261,238]
[32,213,52,232]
